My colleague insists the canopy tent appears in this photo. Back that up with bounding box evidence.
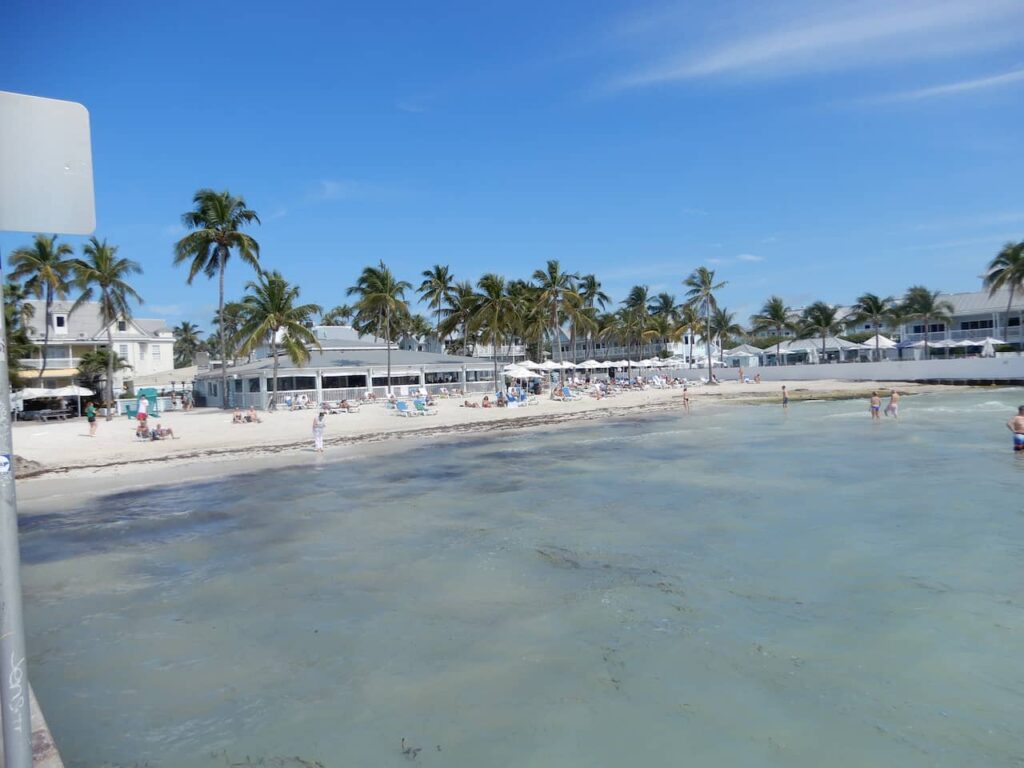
[725,343,765,357]
[860,334,897,349]
[957,337,1005,346]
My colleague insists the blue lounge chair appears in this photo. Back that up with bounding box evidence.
[395,401,416,417]
[413,399,437,416]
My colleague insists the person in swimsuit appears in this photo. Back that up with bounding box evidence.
[781,385,789,408]
[1007,406,1024,451]
[312,413,326,453]
[885,390,900,418]
[682,385,690,413]
[870,391,881,420]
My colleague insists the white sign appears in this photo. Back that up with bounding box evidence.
[0,454,11,474]
[0,90,96,235]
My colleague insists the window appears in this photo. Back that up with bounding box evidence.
[321,374,367,388]
[118,344,129,359]
[425,371,460,384]
[233,378,243,392]
[912,323,946,334]
[152,346,161,360]
[117,320,127,332]
[248,378,262,393]
[959,320,994,331]
[371,375,420,387]
[1010,317,1021,327]
[466,370,495,382]
[54,315,66,328]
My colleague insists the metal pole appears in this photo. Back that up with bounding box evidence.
[0,271,34,767]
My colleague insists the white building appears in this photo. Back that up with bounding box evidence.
[21,299,176,391]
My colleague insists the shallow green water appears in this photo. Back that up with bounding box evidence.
[19,389,1024,766]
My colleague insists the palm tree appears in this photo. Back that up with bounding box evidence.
[983,240,1024,348]
[849,293,894,361]
[76,348,131,398]
[8,234,75,381]
[347,261,411,394]
[673,303,700,366]
[710,307,743,361]
[418,265,456,344]
[470,273,517,385]
[173,188,260,408]
[532,260,578,366]
[236,270,322,408]
[173,321,203,367]
[684,266,727,381]
[70,237,143,419]
[209,301,249,364]
[3,283,36,387]
[320,304,355,326]
[577,274,611,358]
[800,302,843,360]
[751,296,796,366]
[903,286,954,360]
[438,281,479,355]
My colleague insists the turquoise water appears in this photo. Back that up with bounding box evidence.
[19,390,1024,767]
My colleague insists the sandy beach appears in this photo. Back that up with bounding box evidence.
[13,379,957,494]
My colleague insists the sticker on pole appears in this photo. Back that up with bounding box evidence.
[0,454,11,473]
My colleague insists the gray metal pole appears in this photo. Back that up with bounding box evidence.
[0,276,33,767]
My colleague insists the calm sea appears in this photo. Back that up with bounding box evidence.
[19,389,1024,767]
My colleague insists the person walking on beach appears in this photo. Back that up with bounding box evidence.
[682,385,690,413]
[781,385,789,409]
[738,366,744,383]
[870,391,882,420]
[85,400,97,436]
[885,390,900,418]
[312,412,326,453]
[1007,406,1024,452]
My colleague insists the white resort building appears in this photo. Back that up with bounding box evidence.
[21,300,176,392]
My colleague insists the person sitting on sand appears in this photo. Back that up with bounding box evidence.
[152,424,176,440]
[135,422,151,440]
[387,392,398,406]
[232,407,244,424]
[496,392,507,407]
[482,395,492,408]
[246,406,261,423]
[462,399,479,408]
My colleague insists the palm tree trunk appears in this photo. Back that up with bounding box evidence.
[821,332,826,361]
[875,329,880,362]
[923,315,930,360]
[38,288,52,381]
[706,301,712,382]
[218,246,229,409]
[271,338,279,409]
[1005,287,1015,352]
[385,304,392,395]
[105,304,114,421]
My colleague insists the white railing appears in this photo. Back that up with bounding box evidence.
[19,357,81,369]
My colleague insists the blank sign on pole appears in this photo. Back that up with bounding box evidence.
[0,90,95,235]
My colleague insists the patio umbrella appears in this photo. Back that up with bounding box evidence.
[520,360,542,369]
[504,366,542,378]
[538,360,561,370]
[560,361,576,369]
[53,385,94,397]
[577,359,600,369]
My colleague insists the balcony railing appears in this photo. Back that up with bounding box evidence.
[18,357,81,370]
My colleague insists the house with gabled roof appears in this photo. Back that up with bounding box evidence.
[21,299,176,392]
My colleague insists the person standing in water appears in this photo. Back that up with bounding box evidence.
[1007,406,1024,452]
[781,385,789,409]
[885,390,901,418]
[682,385,690,413]
[85,400,97,436]
[869,391,882,420]
[312,413,326,453]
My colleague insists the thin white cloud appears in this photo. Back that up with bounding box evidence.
[162,223,186,237]
[737,253,764,262]
[147,304,183,317]
[607,0,1024,90]
[396,100,427,114]
[873,67,1024,102]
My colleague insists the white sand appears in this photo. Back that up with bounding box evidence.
[13,380,951,493]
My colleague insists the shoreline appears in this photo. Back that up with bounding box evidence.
[14,380,971,508]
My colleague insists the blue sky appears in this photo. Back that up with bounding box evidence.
[2,0,1023,329]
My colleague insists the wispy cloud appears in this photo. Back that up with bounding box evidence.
[147,304,184,317]
[900,234,1020,251]
[736,253,764,262]
[606,0,1024,90]
[915,210,1024,231]
[709,253,766,266]
[161,223,185,237]
[396,100,428,114]
[872,67,1024,102]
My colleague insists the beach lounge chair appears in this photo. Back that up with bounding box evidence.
[395,401,416,417]
[561,386,582,401]
[413,399,437,416]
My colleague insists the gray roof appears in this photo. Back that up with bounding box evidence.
[202,346,493,377]
[25,300,171,339]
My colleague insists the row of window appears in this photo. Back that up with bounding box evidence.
[227,370,498,393]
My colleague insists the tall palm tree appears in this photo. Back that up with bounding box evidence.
[347,261,411,394]
[173,321,203,367]
[684,266,727,381]
[532,260,578,366]
[236,270,322,408]
[320,304,355,326]
[849,292,894,361]
[903,286,954,360]
[173,188,260,408]
[674,303,701,365]
[800,302,843,359]
[9,234,75,381]
[710,307,743,361]
[577,274,611,358]
[71,237,143,419]
[983,240,1024,348]
[751,295,796,366]
[210,301,248,364]
[438,281,479,355]
[470,273,517,385]
[418,264,456,343]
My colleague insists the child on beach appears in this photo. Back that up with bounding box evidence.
[85,401,97,436]
[312,413,326,453]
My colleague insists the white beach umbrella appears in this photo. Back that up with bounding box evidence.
[560,361,576,369]
[505,366,542,378]
[613,359,630,367]
[53,385,94,397]
[538,359,561,370]
[520,359,542,369]
[577,359,600,369]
